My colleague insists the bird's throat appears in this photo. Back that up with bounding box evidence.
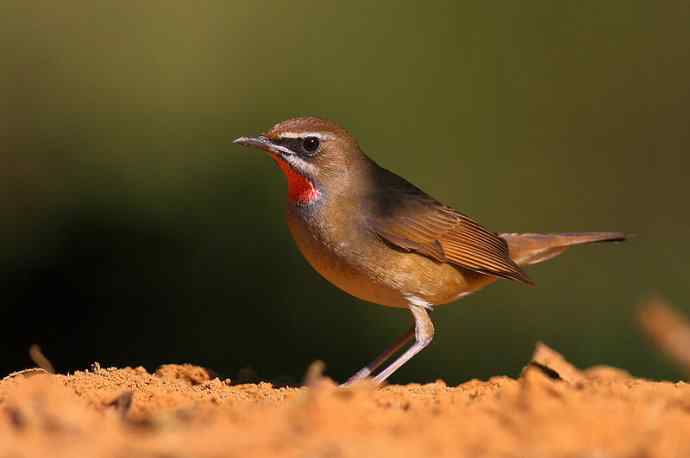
[272,156,321,205]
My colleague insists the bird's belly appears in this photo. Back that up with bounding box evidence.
[286,210,495,308]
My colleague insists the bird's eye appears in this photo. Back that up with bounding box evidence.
[302,136,320,155]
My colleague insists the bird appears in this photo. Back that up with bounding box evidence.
[234,116,625,385]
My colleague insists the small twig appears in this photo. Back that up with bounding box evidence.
[303,360,326,387]
[523,361,563,381]
[638,295,690,377]
[2,368,49,381]
[29,344,55,374]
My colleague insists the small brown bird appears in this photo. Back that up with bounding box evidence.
[234,117,624,384]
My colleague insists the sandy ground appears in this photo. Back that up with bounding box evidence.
[2,343,690,458]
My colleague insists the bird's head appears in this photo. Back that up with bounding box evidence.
[234,117,365,205]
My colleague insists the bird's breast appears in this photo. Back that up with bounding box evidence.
[285,203,492,308]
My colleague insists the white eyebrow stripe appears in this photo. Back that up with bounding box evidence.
[277,132,333,140]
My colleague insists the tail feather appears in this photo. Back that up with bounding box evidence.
[499,232,626,267]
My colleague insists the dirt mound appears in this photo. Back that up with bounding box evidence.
[2,344,690,457]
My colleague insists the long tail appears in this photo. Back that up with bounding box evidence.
[499,232,626,267]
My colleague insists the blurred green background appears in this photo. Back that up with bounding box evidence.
[2,1,689,384]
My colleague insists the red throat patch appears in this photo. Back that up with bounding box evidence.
[272,156,320,204]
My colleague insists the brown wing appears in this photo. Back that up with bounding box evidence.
[366,175,533,285]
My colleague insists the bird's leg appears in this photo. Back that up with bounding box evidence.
[344,325,415,385]
[371,304,434,385]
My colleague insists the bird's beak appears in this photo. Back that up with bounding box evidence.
[233,135,294,156]
[233,135,270,149]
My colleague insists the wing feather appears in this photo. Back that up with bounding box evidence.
[366,177,533,285]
